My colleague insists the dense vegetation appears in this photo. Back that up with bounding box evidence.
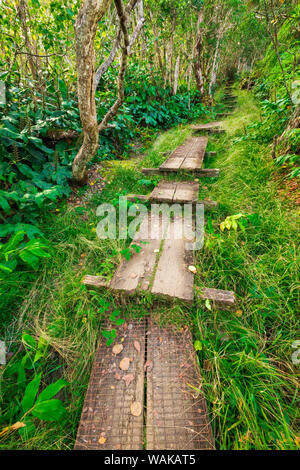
[0,0,299,450]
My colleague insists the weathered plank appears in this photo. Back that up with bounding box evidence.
[160,157,184,170]
[75,320,146,450]
[142,168,219,177]
[146,320,215,450]
[196,287,236,310]
[159,137,208,172]
[168,136,208,161]
[172,181,198,203]
[149,181,176,202]
[110,215,163,293]
[191,121,223,131]
[127,193,218,209]
[205,151,217,158]
[82,275,109,290]
[151,218,195,302]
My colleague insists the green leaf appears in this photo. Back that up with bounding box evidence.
[36,378,68,403]
[22,333,37,350]
[32,399,67,421]
[33,336,48,363]
[19,250,40,270]
[21,372,41,414]
[0,196,11,214]
[114,318,125,326]
[194,340,202,351]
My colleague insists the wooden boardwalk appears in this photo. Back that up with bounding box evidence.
[142,136,220,177]
[77,114,237,451]
[160,136,207,171]
[191,121,225,134]
[75,319,215,450]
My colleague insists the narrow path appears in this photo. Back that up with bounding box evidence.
[75,319,214,450]
[75,89,237,450]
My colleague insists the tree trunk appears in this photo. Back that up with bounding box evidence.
[193,10,205,95]
[16,0,41,84]
[72,0,112,183]
[173,55,180,95]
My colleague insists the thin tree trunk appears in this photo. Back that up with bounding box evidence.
[72,0,112,183]
[173,55,180,95]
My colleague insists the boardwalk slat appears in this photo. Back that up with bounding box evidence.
[172,181,198,203]
[110,215,163,293]
[75,321,146,450]
[160,157,184,170]
[149,181,176,202]
[151,218,194,302]
[146,320,215,450]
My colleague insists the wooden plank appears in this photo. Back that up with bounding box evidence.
[172,182,198,203]
[160,157,184,170]
[82,275,109,290]
[75,320,146,450]
[168,137,208,160]
[149,181,176,203]
[142,168,219,177]
[191,121,223,131]
[194,168,219,177]
[196,287,236,310]
[180,158,203,170]
[146,320,215,450]
[205,151,217,158]
[110,216,162,293]
[151,218,194,302]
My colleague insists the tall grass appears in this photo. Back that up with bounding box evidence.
[0,90,298,450]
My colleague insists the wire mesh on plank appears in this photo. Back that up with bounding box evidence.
[75,320,146,450]
[146,319,215,450]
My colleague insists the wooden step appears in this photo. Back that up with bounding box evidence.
[75,319,215,450]
[159,136,208,172]
[191,121,223,131]
[142,168,219,177]
[127,193,219,210]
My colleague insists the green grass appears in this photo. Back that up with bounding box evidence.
[0,90,299,450]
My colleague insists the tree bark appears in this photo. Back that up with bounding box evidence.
[72,0,113,183]
[15,0,41,84]
[94,0,143,91]
[173,55,180,95]
[193,10,205,95]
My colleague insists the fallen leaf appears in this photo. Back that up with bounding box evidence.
[203,359,212,371]
[119,357,130,371]
[130,401,142,417]
[98,436,107,444]
[134,340,141,353]
[235,309,243,317]
[112,344,123,355]
[144,360,153,372]
[122,373,134,387]
[115,372,121,380]
[188,265,197,274]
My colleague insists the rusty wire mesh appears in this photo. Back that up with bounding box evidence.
[75,318,214,450]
